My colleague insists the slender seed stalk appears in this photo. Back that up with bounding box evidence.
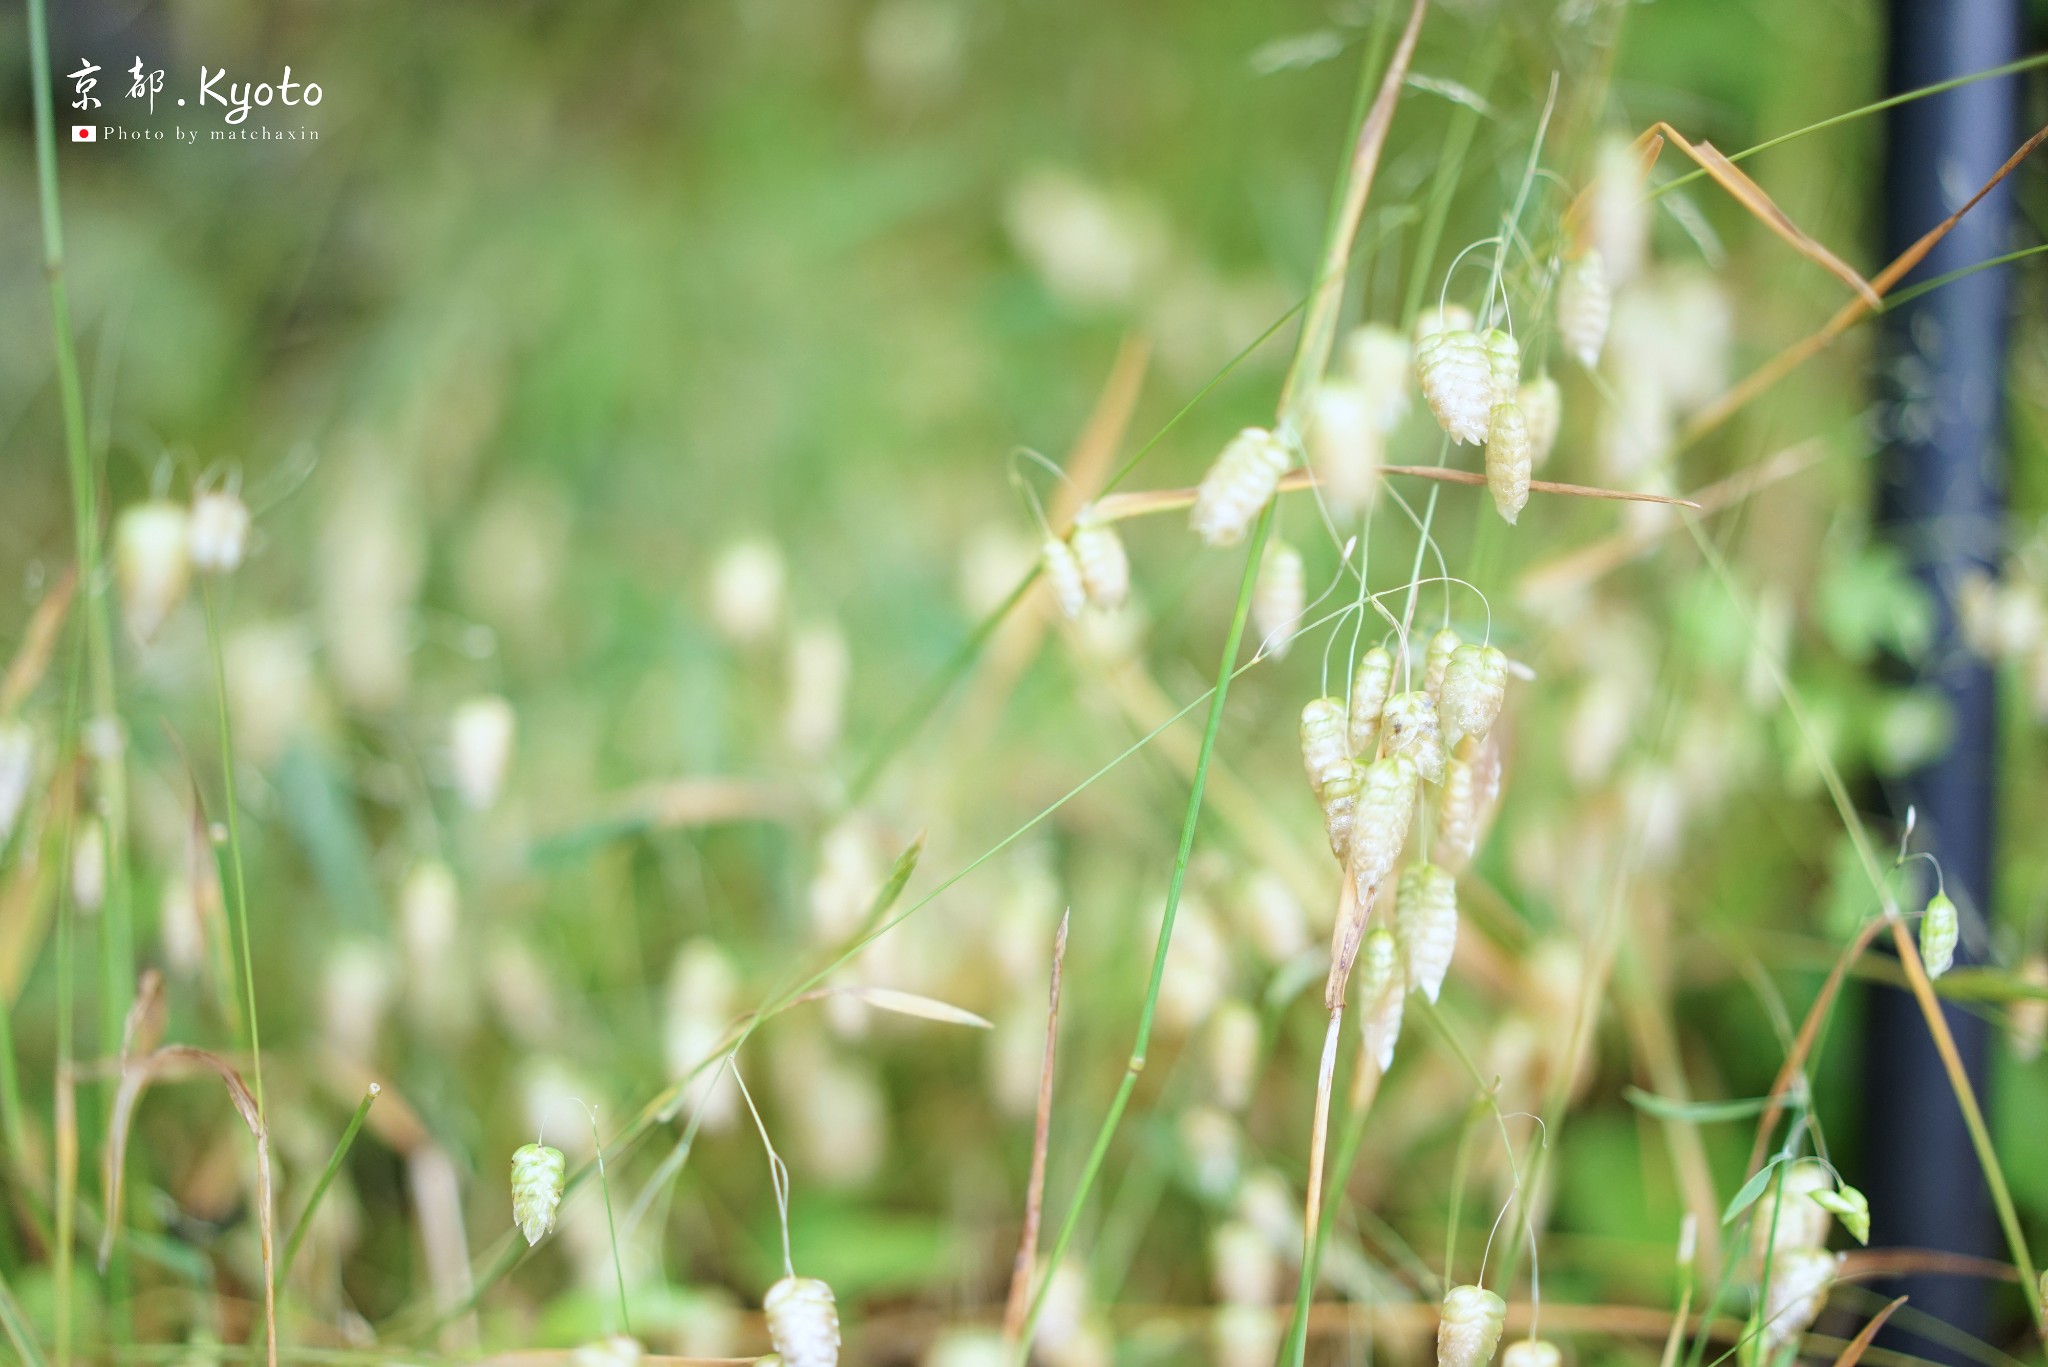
[203,583,265,1115]
[278,1085,379,1286]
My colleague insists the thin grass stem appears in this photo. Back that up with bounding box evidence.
[277,1084,379,1287]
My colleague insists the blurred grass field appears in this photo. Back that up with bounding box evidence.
[4,0,2048,1364]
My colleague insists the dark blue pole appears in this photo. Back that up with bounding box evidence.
[1864,2,2021,1361]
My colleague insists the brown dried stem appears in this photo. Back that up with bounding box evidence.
[1089,466,1698,525]
[1002,910,1072,1342]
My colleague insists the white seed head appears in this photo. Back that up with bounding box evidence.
[510,1142,567,1245]
[1518,375,1562,470]
[1380,691,1446,784]
[1208,1000,1262,1111]
[1254,540,1305,659]
[1482,330,1521,408]
[160,874,204,976]
[1586,135,1650,286]
[0,723,36,849]
[1396,862,1459,1003]
[1357,927,1405,1072]
[1070,514,1130,611]
[1306,382,1383,516]
[808,819,883,940]
[1758,1249,1839,1356]
[115,501,193,643]
[571,1336,643,1367]
[1349,755,1418,894]
[188,490,251,575]
[322,938,393,1064]
[1415,328,1493,446]
[72,815,106,912]
[709,538,785,644]
[665,938,741,1130]
[1422,628,1461,702]
[1343,323,1414,430]
[1300,697,1351,798]
[764,1275,840,1367]
[1179,1104,1242,1198]
[922,1331,1010,1367]
[1486,402,1531,526]
[785,620,851,759]
[1920,892,1958,978]
[1437,757,1480,871]
[1503,1341,1561,1367]
[1441,645,1508,745]
[1159,895,1229,1034]
[1557,250,1612,367]
[2010,955,2048,1062]
[1042,537,1089,620]
[1319,759,1363,864]
[450,694,516,811]
[1437,1285,1507,1367]
[1349,646,1395,757]
[1751,1160,1835,1264]
[1212,1219,1281,1307]
[1191,428,1291,547]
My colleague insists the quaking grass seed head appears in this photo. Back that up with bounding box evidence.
[1307,381,1383,516]
[1436,1285,1507,1367]
[1349,754,1418,894]
[1344,323,1413,430]
[1503,1341,1562,1367]
[1519,374,1562,471]
[1300,697,1350,798]
[1415,328,1492,446]
[1319,759,1364,863]
[1481,328,1521,408]
[1485,402,1531,526]
[510,1141,567,1245]
[764,1275,841,1367]
[189,489,252,575]
[1436,756,1479,871]
[1254,540,1305,658]
[1357,927,1404,1072]
[1042,537,1088,620]
[1750,1159,1834,1263]
[1069,513,1130,611]
[1920,891,1958,978]
[1422,627,1461,702]
[1812,1183,1870,1245]
[1756,1249,1840,1357]
[1191,427,1291,547]
[1557,249,1612,367]
[1440,644,1508,745]
[1395,861,1458,1003]
[1380,691,1445,784]
[115,500,194,643]
[1349,646,1395,756]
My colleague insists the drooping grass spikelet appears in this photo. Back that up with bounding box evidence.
[1481,329,1520,408]
[511,1142,567,1245]
[709,537,786,644]
[1920,891,1958,978]
[1440,644,1508,745]
[1349,755,1418,894]
[1812,1183,1870,1245]
[115,500,193,643]
[1415,328,1492,446]
[1503,1342,1561,1367]
[1357,927,1404,1072]
[1191,427,1291,547]
[1437,756,1480,871]
[451,694,517,811]
[1254,540,1305,658]
[764,1275,841,1367]
[1042,537,1088,620]
[1070,512,1129,610]
[1518,374,1562,470]
[1343,323,1413,430]
[189,489,252,575]
[1396,862,1458,1002]
[1299,697,1350,799]
[1349,647,1394,756]
[1436,1285,1507,1367]
[1307,381,1383,516]
[1485,402,1531,525]
[1380,691,1445,784]
[1750,1159,1834,1264]
[1557,250,1611,366]
[1422,628,1461,701]
[785,620,850,758]
[1757,1249,1840,1358]
[1319,759,1363,863]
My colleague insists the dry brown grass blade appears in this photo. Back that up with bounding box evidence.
[1840,1248,2019,1283]
[98,1044,276,1367]
[1649,123,1878,307]
[1003,909,1070,1343]
[118,968,166,1062]
[1745,915,1888,1177]
[1827,1295,1907,1367]
[1686,121,2048,444]
[1091,466,1698,523]
[0,567,75,717]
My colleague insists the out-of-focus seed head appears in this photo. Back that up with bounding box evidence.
[1441,645,1508,745]
[1481,330,1521,409]
[1300,697,1351,799]
[1557,250,1612,367]
[1503,1341,1563,1367]
[1519,375,1562,470]
[1585,135,1650,286]
[1254,539,1306,659]
[1811,1183,1869,1246]
[323,938,394,1064]
[1380,691,1446,784]
[1070,513,1130,611]
[510,1142,567,1245]
[0,723,35,849]
[1349,755,1418,895]
[1343,323,1414,430]
[1191,428,1292,547]
[571,1336,643,1367]
[665,938,741,1131]
[450,694,516,811]
[1349,646,1395,757]
[1306,382,1383,517]
[189,490,252,575]
[1436,1285,1508,1367]
[1422,628,1461,702]
[72,815,106,912]
[1179,1104,1242,1198]
[1396,861,1459,1003]
[1231,869,1309,961]
[709,538,786,644]
[1357,927,1404,1072]
[1415,328,1492,446]
[115,501,193,643]
[1756,1249,1839,1358]
[785,621,851,759]
[1042,537,1089,620]
[1486,402,1531,526]
[1212,1218,1280,1307]
[1437,757,1480,871]
[764,1275,840,1367]
[1319,760,1364,864]
[1920,892,1958,978]
[1208,999,1262,1111]
[1750,1159,1835,1264]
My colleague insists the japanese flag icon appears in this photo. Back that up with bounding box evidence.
[72,125,95,142]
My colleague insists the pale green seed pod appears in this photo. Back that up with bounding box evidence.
[1320,760,1364,863]
[764,1275,840,1367]
[510,1142,567,1245]
[1042,537,1088,620]
[1757,1249,1839,1357]
[1422,628,1461,702]
[1812,1183,1870,1246]
[1437,757,1480,871]
[1441,644,1508,745]
[1254,540,1306,659]
[1344,324,1413,430]
[115,500,193,643]
[1349,647,1395,757]
[1307,381,1383,516]
[1349,755,1418,894]
[1518,374,1562,470]
[1415,328,1493,446]
[1436,1285,1507,1367]
[1396,862,1459,1003]
[189,489,251,576]
[1486,402,1531,526]
[1069,515,1129,611]
[1357,927,1404,1072]
[1750,1159,1833,1264]
[1380,691,1446,784]
[1481,328,1521,408]
[1192,428,1291,547]
[1558,250,1611,367]
[1503,1341,1562,1367]
[1920,892,1958,978]
[1300,697,1351,798]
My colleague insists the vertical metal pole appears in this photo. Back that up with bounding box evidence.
[1866,2,2020,1361]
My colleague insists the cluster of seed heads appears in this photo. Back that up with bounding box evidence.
[1043,507,1130,620]
[764,1275,841,1367]
[1192,427,1292,547]
[1747,1158,1869,1357]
